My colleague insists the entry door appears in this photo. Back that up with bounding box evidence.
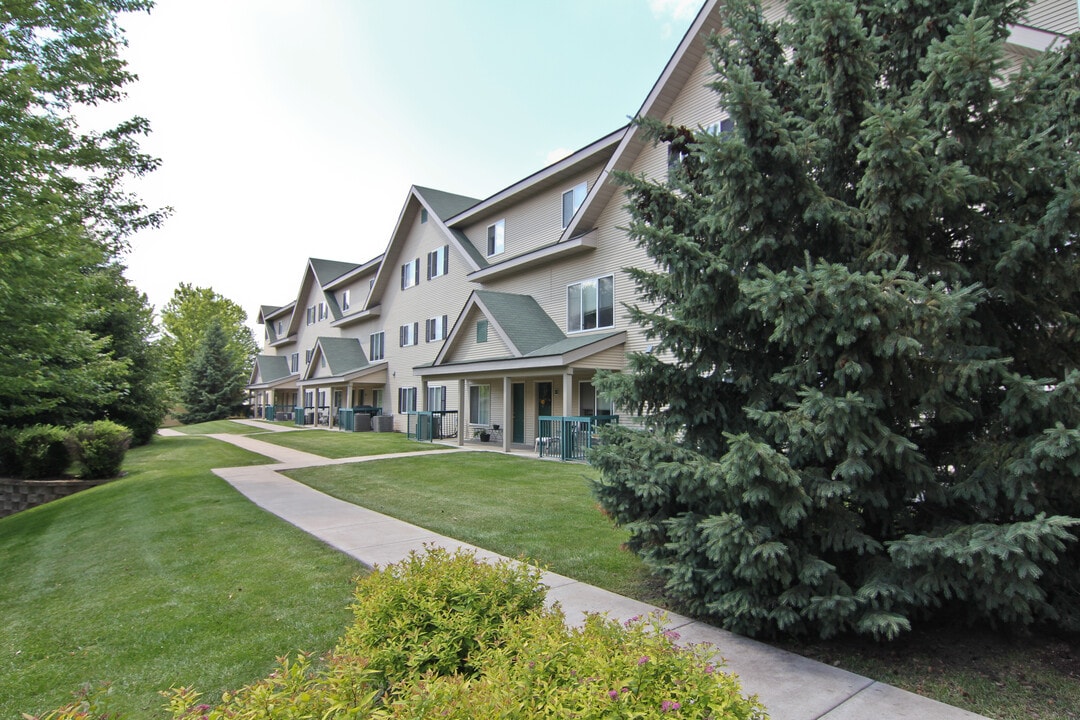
[512,383,525,443]
[537,382,552,418]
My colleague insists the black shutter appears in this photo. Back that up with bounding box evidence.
[442,245,449,275]
[413,322,419,345]
[400,264,406,290]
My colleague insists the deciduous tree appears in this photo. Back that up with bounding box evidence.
[0,0,167,431]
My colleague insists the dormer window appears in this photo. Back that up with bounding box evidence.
[341,289,350,311]
[562,182,587,228]
[486,219,505,256]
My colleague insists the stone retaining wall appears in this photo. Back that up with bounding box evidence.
[0,478,108,519]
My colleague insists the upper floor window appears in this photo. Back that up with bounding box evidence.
[370,331,385,361]
[290,353,299,373]
[562,182,587,228]
[401,258,420,290]
[426,314,448,342]
[317,302,329,321]
[568,275,614,333]
[306,305,316,325]
[400,322,419,347]
[276,320,284,335]
[305,349,314,363]
[486,219,504,256]
[427,245,449,279]
[341,289,350,311]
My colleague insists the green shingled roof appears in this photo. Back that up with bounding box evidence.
[473,291,567,356]
[255,355,293,383]
[414,186,479,220]
[523,331,623,358]
[316,337,369,375]
[310,258,361,286]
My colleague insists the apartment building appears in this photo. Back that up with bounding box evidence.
[248,0,1078,454]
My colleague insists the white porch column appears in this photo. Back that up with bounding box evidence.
[502,376,511,453]
[420,378,429,411]
[457,378,466,446]
[345,383,353,408]
[562,370,573,417]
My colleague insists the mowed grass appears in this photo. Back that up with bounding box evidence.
[288,450,1080,720]
[172,419,261,435]
[255,428,447,459]
[0,436,363,719]
[285,452,660,600]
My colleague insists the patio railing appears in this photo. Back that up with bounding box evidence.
[406,410,459,441]
[537,415,619,461]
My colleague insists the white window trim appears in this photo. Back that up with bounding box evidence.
[469,384,490,426]
[401,258,420,289]
[486,219,505,257]
[370,331,385,361]
[426,314,448,342]
[400,322,418,347]
[567,274,615,334]
[562,181,587,228]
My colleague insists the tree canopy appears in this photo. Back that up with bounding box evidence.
[178,321,247,424]
[159,283,258,397]
[0,0,168,436]
[592,0,1080,640]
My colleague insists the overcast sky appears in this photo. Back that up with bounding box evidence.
[102,0,701,336]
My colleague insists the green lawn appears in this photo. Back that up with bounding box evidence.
[285,453,661,600]
[0,436,363,719]
[172,419,262,435]
[254,428,448,458]
[287,452,1080,720]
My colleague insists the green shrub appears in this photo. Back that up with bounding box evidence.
[14,425,71,479]
[380,611,767,719]
[65,548,765,719]
[67,420,132,479]
[336,545,547,687]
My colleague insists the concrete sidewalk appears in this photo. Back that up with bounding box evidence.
[196,430,985,720]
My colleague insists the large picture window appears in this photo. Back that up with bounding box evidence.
[469,384,490,426]
[567,275,614,332]
[579,381,614,416]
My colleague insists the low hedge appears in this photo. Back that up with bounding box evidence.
[66,420,132,480]
[12,425,70,480]
[35,547,767,719]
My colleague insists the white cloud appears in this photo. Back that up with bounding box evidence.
[648,0,701,22]
[545,147,573,165]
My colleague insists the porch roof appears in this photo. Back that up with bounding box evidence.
[248,354,296,389]
[416,330,625,377]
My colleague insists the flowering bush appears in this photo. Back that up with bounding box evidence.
[72,548,765,719]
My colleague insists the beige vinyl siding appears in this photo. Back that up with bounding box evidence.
[570,345,628,370]
[444,307,513,363]
[457,162,607,261]
[1023,0,1079,34]
[379,208,478,431]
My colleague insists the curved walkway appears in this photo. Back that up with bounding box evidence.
[175,426,986,720]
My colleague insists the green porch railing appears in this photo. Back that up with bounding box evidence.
[537,415,619,461]
[406,411,459,441]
